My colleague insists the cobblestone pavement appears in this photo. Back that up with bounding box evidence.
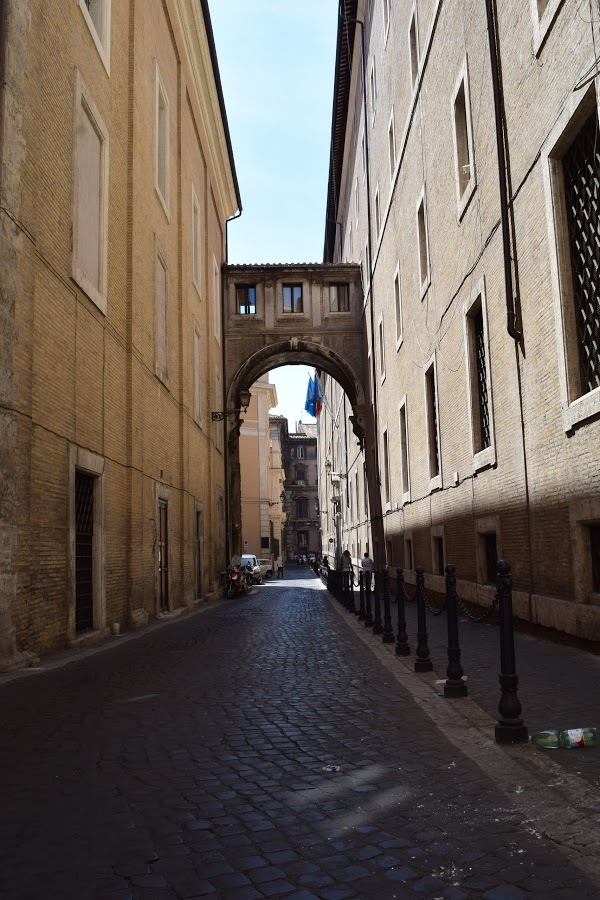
[1,570,600,900]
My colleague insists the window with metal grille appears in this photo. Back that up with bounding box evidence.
[75,471,95,634]
[468,304,491,452]
[433,536,444,576]
[563,111,600,396]
[296,498,309,519]
[590,525,600,593]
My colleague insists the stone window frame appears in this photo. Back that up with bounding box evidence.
[463,274,496,472]
[154,59,171,220]
[191,182,201,295]
[424,352,442,492]
[394,261,404,348]
[78,0,111,75]
[541,83,600,433]
[451,56,477,221]
[569,498,600,606]
[408,4,419,93]
[281,282,305,316]
[369,57,378,126]
[193,320,202,425]
[404,530,414,571]
[378,314,386,384]
[416,185,431,299]
[398,394,411,505]
[68,445,107,644]
[388,107,396,181]
[213,255,221,343]
[154,235,169,387]
[431,524,445,576]
[382,0,391,44]
[530,0,566,57]
[154,482,173,616]
[71,69,109,315]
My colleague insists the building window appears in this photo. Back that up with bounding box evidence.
[213,257,221,342]
[483,532,498,584]
[370,59,377,123]
[193,325,202,423]
[475,517,501,587]
[330,284,350,312]
[388,109,396,179]
[283,284,303,314]
[542,88,600,431]
[155,241,169,385]
[464,279,495,470]
[394,264,403,346]
[417,189,431,295]
[297,531,308,549]
[382,0,390,40]
[214,368,223,452]
[72,71,109,315]
[425,358,441,487]
[452,63,476,217]
[382,429,390,505]
[378,317,386,382]
[236,285,256,315]
[404,535,413,570]
[296,445,305,459]
[70,445,105,641]
[79,0,111,72]
[294,466,307,484]
[431,529,445,576]
[155,61,170,216]
[409,7,419,89]
[261,536,270,550]
[590,525,600,593]
[399,396,410,502]
[192,185,201,290]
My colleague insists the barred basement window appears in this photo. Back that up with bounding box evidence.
[483,532,498,585]
[590,525,600,593]
[467,300,491,453]
[563,110,600,397]
[425,362,440,482]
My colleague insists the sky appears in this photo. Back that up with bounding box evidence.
[210,0,339,430]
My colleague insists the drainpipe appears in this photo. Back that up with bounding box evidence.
[484,0,521,343]
[485,0,533,620]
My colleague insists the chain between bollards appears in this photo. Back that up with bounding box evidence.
[364,571,374,627]
[372,571,383,635]
[382,568,395,643]
[495,560,528,744]
[395,569,410,656]
[444,564,467,697]
[414,567,433,672]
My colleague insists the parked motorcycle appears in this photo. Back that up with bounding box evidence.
[226,564,249,597]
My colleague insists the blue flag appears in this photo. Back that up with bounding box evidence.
[305,376,315,416]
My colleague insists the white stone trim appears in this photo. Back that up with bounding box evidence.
[154,59,171,219]
[71,69,109,315]
[78,0,111,75]
[68,445,107,644]
[530,0,566,57]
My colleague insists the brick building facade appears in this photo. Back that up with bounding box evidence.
[0,0,239,665]
[318,0,600,638]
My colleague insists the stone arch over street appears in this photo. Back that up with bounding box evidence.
[221,264,385,561]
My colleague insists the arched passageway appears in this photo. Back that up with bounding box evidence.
[220,264,385,564]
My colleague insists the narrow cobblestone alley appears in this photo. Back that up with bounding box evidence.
[1,570,599,899]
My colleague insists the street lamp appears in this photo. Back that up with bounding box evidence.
[211,388,251,421]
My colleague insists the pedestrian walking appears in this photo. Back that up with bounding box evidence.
[276,555,284,578]
[338,548,353,593]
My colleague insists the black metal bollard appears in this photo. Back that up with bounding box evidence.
[358,570,366,621]
[382,568,395,643]
[444,564,467,697]
[395,568,410,656]
[364,572,374,627]
[495,561,528,744]
[372,571,383,635]
[414,567,433,672]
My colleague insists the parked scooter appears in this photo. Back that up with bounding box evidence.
[226,564,248,597]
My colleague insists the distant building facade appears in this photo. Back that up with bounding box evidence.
[0,0,239,666]
[281,422,319,562]
[318,0,600,638]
